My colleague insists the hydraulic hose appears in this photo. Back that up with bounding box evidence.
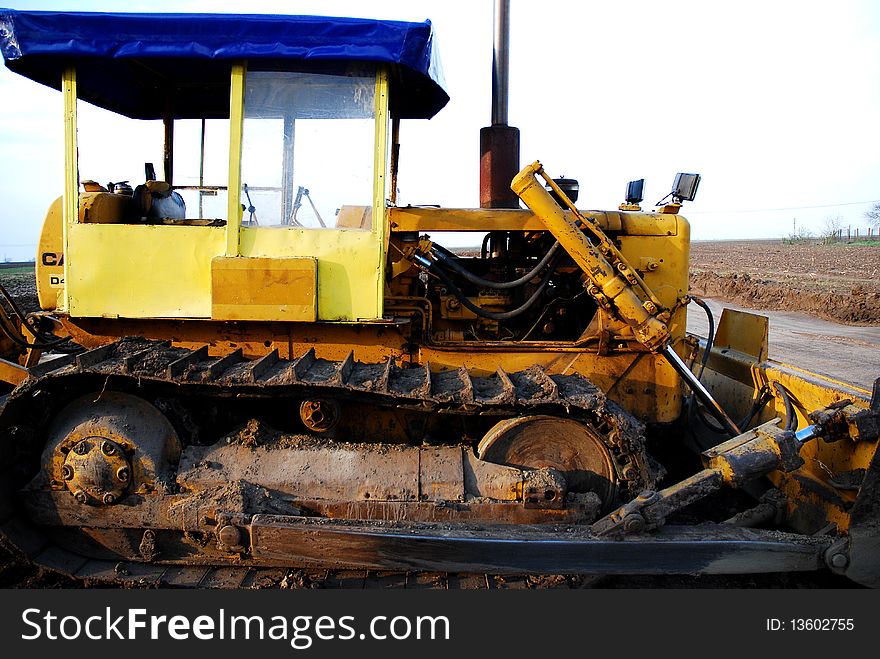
[692,379,796,437]
[420,254,557,321]
[431,241,560,290]
[692,383,772,436]
[0,282,78,349]
[770,381,798,431]
[0,311,73,350]
[689,296,715,381]
[662,344,742,436]
[480,232,492,259]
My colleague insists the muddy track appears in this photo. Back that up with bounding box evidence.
[0,338,652,587]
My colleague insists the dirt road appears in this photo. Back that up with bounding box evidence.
[687,298,880,391]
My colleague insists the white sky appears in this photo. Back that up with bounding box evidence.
[1,0,879,260]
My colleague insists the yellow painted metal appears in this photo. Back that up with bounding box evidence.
[693,322,875,533]
[714,308,769,361]
[239,227,383,321]
[391,207,547,232]
[373,67,390,315]
[36,196,64,310]
[512,161,670,351]
[61,66,77,313]
[211,256,317,321]
[67,224,226,318]
[617,231,691,324]
[0,357,28,386]
[225,62,246,256]
[390,206,680,236]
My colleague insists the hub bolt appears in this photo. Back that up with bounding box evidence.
[73,490,89,504]
[101,441,116,456]
[60,464,74,481]
[622,513,646,534]
[116,466,130,483]
[622,465,640,480]
[74,442,89,455]
[102,493,117,505]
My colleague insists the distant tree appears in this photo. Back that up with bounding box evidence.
[783,224,814,244]
[866,202,880,230]
[821,215,843,242]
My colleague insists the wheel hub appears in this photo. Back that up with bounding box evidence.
[478,415,624,509]
[300,399,341,433]
[62,437,131,505]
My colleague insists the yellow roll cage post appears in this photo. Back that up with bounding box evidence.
[61,66,77,314]
[58,63,391,323]
[225,61,245,257]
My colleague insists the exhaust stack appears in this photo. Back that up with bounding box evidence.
[480,0,520,209]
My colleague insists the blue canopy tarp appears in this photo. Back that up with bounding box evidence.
[0,9,448,119]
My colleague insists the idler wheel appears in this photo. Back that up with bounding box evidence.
[478,415,619,509]
[42,391,181,504]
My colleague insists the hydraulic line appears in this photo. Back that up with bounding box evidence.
[771,381,798,431]
[692,379,798,438]
[0,282,76,349]
[692,383,772,436]
[480,232,492,259]
[662,344,742,436]
[431,241,560,290]
[689,296,715,380]
[417,253,556,321]
[0,311,72,350]
[513,160,742,437]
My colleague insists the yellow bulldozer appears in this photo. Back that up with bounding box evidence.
[0,8,877,587]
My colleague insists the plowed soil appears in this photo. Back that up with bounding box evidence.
[0,265,39,315]
[689,240,880,325]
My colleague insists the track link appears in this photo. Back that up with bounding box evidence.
[0,337,653,585]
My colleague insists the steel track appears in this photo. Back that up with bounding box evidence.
[0,337,654,585]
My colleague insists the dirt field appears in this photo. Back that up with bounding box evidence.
[0,265,39,314]
[689,240,880,325]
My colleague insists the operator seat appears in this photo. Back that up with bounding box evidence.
[131,180,186,221]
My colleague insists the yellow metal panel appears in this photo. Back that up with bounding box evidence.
[714,309,769,361]
[389,207,680,236]
[67,224,225,318]
[372,67,389,316]
[211,256,317,321]
[36,196,64,310]
[226,62,246,256]
[61,66,77,313]
[239,227,381,321]
[78,192,130,223]
[0,357,28,386]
